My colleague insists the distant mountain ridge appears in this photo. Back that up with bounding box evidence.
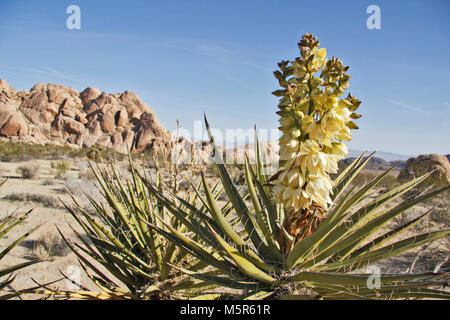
[348,149,414,162]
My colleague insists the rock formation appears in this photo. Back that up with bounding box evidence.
[0,79,170,154]
[398,154,450,186]
[0,79,285,165]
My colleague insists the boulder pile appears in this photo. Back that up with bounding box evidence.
[0,79,170,154]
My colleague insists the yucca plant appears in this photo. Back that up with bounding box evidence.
[38,159,219,300]
[41,33,449,300]
[0,179,40,299]
[135,33,450,299]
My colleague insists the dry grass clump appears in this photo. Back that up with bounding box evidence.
[16,163,40,179]
[51,160,71,178]
[29,232,71,261]
[149,123,204,195]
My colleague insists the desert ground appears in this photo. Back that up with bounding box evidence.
[0,154,449,299]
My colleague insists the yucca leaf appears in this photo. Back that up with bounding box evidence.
[167,279,219,293]
[321,229,450,271]
[206,224,276,284]
[244,156,270,237]
[72,261,138,299]
[292,271,444,286]
[56,226,136,289]
[140,176,222,248]
[332,152,366,188]
[0,224,40,261]
[71,208,153,270]
[204,115,273,258]
[168,264,263,291]
[141,217,236,273]
[190,293,221,300]
[332,184,450,261]
[245,156,282,258]
[298,172,438,269]
[335,208,434,260]
[350,210,431,257]
[251,169,282,252]
[0,210,33,239]
[201,171,245,246]
[254,126,266,185]
[88,162,145,251]
[334,162,400,219]
[0,261,39,278]
[243,290,274,300]
[331,152,373,206]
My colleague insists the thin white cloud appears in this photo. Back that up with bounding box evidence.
[383,98,426,113]
[18,66,85,85]
[163,38,272,72]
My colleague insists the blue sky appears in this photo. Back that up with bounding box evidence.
[0,0,449,155]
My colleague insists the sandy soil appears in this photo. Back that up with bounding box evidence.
[0,159,105,298]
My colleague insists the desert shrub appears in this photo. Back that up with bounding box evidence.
[16,164,40,179]
[86,148,101,162]
[3,193,60,208]
[30,232,71,261]
[430,207,450,228]
[52,160,71,177]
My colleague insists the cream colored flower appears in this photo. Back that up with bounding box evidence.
[310,47,327,72]
[273,34,359,214]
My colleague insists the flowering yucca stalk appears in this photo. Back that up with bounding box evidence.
[271,33,362,253]
[135,33,449,300]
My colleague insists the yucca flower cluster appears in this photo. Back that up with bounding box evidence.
[272,33,361,215]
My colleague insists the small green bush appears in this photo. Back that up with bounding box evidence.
[52,160,71,177]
